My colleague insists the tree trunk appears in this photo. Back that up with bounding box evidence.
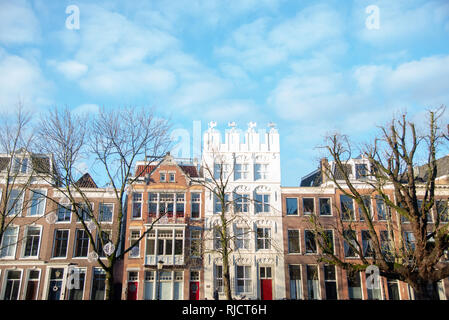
[223,251,233,300]
[105,267,115,301]
[410,278,439,300]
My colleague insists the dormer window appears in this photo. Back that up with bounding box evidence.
[355,164,368,179]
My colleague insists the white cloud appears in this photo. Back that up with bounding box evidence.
[49,60,88,80]
[72,103,99,115]
[0,49,52,111]
[0,0,40,45]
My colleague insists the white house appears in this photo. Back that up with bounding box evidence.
[202,121,286,300]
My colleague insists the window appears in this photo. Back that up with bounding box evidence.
[57,204,71,222]
[158,271,173,300]
[146,232,155,256]
[404,231,416,251]
[436,200,449,222]
[303,198,314,215]
[176,193,185,217]
[255,194,270,213]
[99,203,113,222]
[160,172,166,182]
[7,189,23,216]
[23,226,41,257]
[254,163,268,180]
[236,265,251,294]
[148,192,158,217]
[215,265,223,293]
[305,230,317,254]
[132,193,142,219]
[147,230,184,256]
[387,279,400,300]
[234,163,249,180]
[340,195,354,220]
[52,230,69,258]
[343,230,358,258]
[24,270,40,300]
[214,163,230,180]
[306,265,320,300]
[97,231,111,258]
[76,203,92,222]
[67,268,86,300]
[234,193,250,213]
[3,270,22,300]
[355,164,368,179]
[0,226,19,258]
[234,227,250,250]
[319,198,331,216]
[289,265,302,299]
[214,193,229,214]
[213,227,221,250]
[190,229,201,256]
[256,227,271,250]
[347,271,362,299]
[91,268,106,300]
[380,230,393,261]
[169,172,175,182]
[129,230,140,258]
[376,195,387,221]
[319,230,335,254]
[29,190,46,216]
[286,198,298,215]
[159,193,175,218]
[11,157,29,174]
[174,271,183,300]
[361,230,374,258]
[74,229,89,257]
[144,271,155,300]
[190,193,200,218]
[358,196,372,221]
[367,268,382,300]
[324,265,337,300]
[288,230,300,254]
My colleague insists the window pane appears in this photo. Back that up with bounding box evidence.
[286,198,298,215]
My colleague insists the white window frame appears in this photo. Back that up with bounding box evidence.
[318,197,333,216]
[302,198,315,215]
[306,264,321,300]
[6,189,24,217]
[99,203,114,223]
[129,229,141,258]
[0,225,19,259]
[234,226,250,250]
[256,227,271,250]
[255,193,270,213]
[21,225,43,259]
[132,193,143,219]
[66,267,86,300]
[23,268,41,300]
[190,192,200,219]
[28,189,47,217]
[236,265,252,294]
[254,163,268,180]
[51,229,70,259]
[287,229,301,254]
[288,264,303,300]
[73,228,90,258]
[1,269,23,300]
[323,264,339,300]
[56,203,72,223]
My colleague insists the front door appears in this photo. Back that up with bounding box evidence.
[47,268,64,300]
[189,282,199,300]
[127,282,138,300]
[260,266,273,300]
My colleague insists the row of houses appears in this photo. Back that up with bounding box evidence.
[1,121,448,300]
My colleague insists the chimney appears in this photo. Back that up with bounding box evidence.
[320,158,329,185]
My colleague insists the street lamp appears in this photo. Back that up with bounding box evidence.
[157,260,164,300]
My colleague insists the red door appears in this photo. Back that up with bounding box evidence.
[189,282,199,300]
[261,279,272,300]
[127,282,138,300]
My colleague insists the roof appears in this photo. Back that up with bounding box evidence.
[135,164,199,178]
[0,154,51,174]
[414,155,449,182]
[75,173,98,188]
[333,163,352,180]
[300,170,322,187]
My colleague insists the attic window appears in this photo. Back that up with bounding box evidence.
[160,172,166,182]
[169,173,175,182]
[11,157,28,174]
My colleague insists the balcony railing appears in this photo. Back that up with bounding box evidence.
[145,255,184,266]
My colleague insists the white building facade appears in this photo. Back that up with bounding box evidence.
[202,121,286,300]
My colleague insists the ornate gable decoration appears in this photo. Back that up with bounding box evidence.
[235,154,250,163]
[234,185,250,193]
[254,185,271,193]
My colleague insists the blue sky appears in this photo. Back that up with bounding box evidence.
[1,0,449,186]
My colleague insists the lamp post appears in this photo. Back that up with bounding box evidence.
[157,260,164,300]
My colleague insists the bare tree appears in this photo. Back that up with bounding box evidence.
[310,107,449,300]
[0,104,41,252]
[36,106,172,300]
